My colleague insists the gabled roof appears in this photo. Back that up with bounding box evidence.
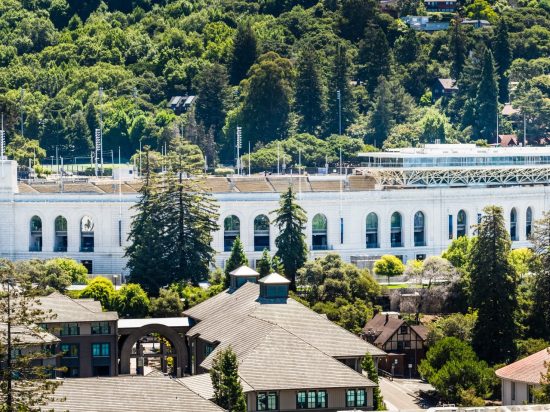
[230,265,259,277]
[38,292,118,323]
[42,376,224,412]
[258,272,290,284]
[496,348,550,385]
[363,313,428,346]
[436,78,458,91]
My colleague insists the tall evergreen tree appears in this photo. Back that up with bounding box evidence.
[271,187,308,289]
[339,0,378,41]
[327,45,356,135]
[357,24,391,94]
[210,347,247,412]
[0,259,63,410]
[294,48,326,135]
[67,111,93,156]
[474,49,499,142]
[530,212,550,340]
[224,237,248,288]
[361,353,383,410]
[469,206,518,364]
[369,77,393,147]
[229,22,258,85]
[257,249,272,277]
[493,19,512,103]
[449,17,467,80]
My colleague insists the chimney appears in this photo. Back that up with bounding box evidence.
[385,313,389,325]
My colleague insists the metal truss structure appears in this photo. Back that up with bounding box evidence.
[360,166,550,188]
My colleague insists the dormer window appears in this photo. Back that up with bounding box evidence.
[229,266,259,291]
[258,273,290,301]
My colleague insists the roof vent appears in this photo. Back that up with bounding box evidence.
[258,273,290,302]
[229,266,259,291]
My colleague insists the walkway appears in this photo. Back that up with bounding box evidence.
[379,377,435,411]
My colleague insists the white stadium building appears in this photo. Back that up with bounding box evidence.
[1,144,549,276]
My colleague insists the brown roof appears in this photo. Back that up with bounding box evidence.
[42,376,224,411]
[363,313,428,346]
[499,134,519,147]
[496,348,550,384]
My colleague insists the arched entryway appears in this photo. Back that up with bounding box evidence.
[119,323,188,377]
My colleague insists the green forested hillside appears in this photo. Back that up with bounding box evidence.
[1,0,550,167]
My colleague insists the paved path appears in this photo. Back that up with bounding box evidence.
[379,377,434,411]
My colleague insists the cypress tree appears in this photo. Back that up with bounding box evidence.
[361,353,383,410]
[327,45,356,135]
[474,49,499,142]
[369,76,393,147]
[294,48,326,135]
[357,24,391,94]
[257,249,272,277]
[530,212,550,340]
[271,187,308,290]
[224,237,248,288]
[229,22,258,85]
[469,206,518,364]
[271,255,285,275]
[449,17,467,80]
[493,19,512,103]
[210,347,247,412]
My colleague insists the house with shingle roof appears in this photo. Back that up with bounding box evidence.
[183,267,385,411]
[496,348,550,405]
[363,313,428,377]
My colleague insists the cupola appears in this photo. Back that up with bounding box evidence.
[258,273,290,301]
[229,265,260,291]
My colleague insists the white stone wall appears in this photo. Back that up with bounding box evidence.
[0,184,548,275]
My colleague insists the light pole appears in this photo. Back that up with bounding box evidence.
[99,87,104,176]
[20,87,24,138]
[337,89,342,136]
[236,126,242,175]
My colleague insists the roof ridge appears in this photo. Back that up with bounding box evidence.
[174,376,225,409]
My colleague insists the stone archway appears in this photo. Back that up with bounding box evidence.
[119,323,188,377]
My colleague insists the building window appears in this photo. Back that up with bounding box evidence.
[391,212,402,247]
[80,216,95,252]
[61,343,79,358]
[205,343,214,357]
[61,323,79,336]
[91,322,110,335]
[346,389,366,407]
[54,215,68,252]
[224,215,240,252]
[312,213,328,250]
[448,214,453,239]
[297,391,327,409]
[254,214,270,251]
[92,343,110,357]
[526,207,533,238]
[511,381,516,401]
[399,325,408,334]
[29,216,42,252]
[457,210,467,237]
[366,213,379,248]
[414,211,425,247]
[257,392,278,411]
[63,367,80,378]
[510,208,518,241]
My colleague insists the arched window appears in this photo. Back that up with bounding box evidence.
[366,213,379,249]
[510,208,518,241]
[29,216,42,252]
[312,214,328,250]
[80,216,95,252]
[526,207,533,238]
[254,214,270,251]
[54,216,68,252]
[414,211,425,247]
[391,212,403,247]
[224,215,240,252]
[457,210,467,237]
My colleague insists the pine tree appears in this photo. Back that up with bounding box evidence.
[271,187,308,289]
[369,77,393,147]
[357,24,391,94]
[210,347,247,412]
[271,255,285,275]
[340,0,379,41]
[257,249,272,277]
[68,111,93,156]
[449,17,467,80]
[530,212,550,339]
[229,22,258,85]
[474,49,499,142]
[361,353,383,410]
[469,206,518,364]
[294,48,326,135]
[327,45,356,135]
[493,18,512,103]
[224,237,248,288]
[0,259,63,410]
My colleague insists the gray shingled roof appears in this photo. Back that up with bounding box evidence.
[42,376,224,412]
[38,292,118,323]
[179,372,254,399]
[0,323,59,346]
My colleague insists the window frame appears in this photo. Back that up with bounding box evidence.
[92,342,110,357]
[257,391,278,411]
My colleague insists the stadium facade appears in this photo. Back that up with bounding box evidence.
[1,144,549,275]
